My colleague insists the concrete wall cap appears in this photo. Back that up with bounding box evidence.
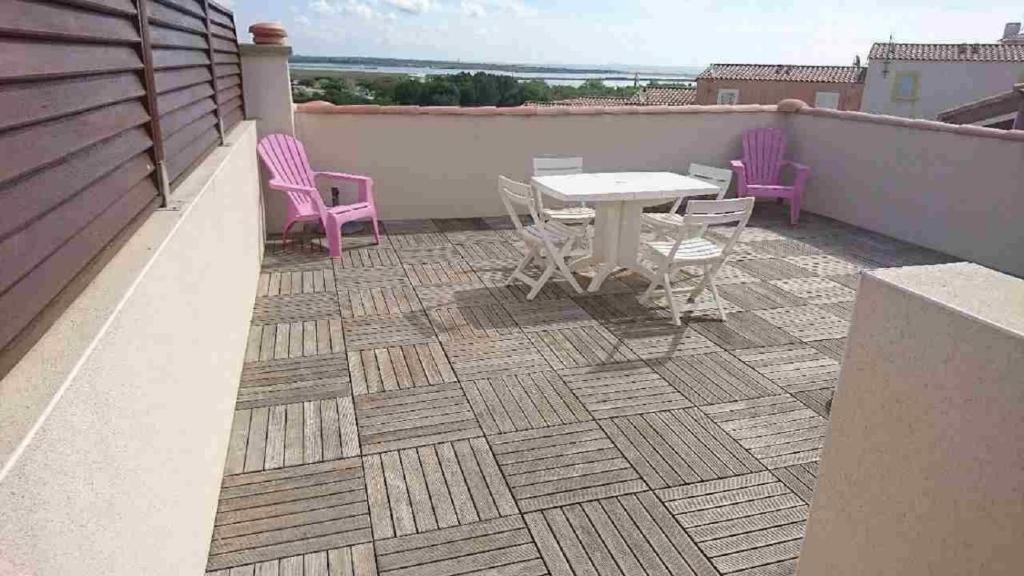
[238,43,292,56]
[777,99,809,112]
[794,105,1024,142]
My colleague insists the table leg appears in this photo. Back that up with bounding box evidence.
[587,202,622,292]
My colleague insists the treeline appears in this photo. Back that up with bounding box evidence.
[293,72,639,107]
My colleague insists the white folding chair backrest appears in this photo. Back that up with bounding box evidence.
[533,156,583,177]
[680,197,754,257]
[533,157,584,209]
[687,163,733,200]
[498,175,542,232]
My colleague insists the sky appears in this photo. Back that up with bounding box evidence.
[227,0,1023,68]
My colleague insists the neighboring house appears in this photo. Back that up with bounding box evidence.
[862,30,1024,119]
[694,64,866,109]
[525,86,696,107]
[937,83,1024,130]
[1000,22,1023,44]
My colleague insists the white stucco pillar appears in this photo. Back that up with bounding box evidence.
[239,26,295,234]
[797,262,1024,576]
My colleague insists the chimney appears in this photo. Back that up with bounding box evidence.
[1002,22,1022,43]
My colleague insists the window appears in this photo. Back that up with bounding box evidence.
[891,72,919,101]
[814,92,840,109]
[717,89,739,105]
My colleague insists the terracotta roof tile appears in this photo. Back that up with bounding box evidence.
[524,97,631,107]
[697,64,866,83]
[630,87,696,105]
[868,42,1024,62]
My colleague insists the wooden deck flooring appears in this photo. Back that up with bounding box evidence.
[206,205,954,576]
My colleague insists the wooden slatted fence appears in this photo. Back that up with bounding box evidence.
[0,0,245,371]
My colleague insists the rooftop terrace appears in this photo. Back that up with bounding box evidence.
[205,204,953,575]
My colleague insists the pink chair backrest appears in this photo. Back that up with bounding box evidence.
[741,128,786,185]
[257,134,324,217]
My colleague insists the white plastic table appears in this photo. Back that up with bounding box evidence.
[532,172,720,292]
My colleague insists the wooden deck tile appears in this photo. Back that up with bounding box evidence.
[428,304,521,342]
[716,282,807,311]
[348,343,457,394]
[528,325,639,369]
[445,229,518,246]
[489,281,568,302]
[575,294,659,324]
[456,240,525,266]
[393,245,464,264]
[525,491,717,576]
[650,352,784,406]
[246,319,346,361]
[339,286,423,319]
[558,361,692,418]
[432,217,491,232]
[656,471,808,575]
[388,232,452,250]
[676,263,761,285]
[363,438,519,539]
[442,334,550,380]
[606,318,722,360]
[257,267,336,297]
[414,284,498,309]
[252,293,342,324]
[816,300,856,321]
[403,260,482,287]
[462,371,592,434]
[354,382,483,454]
[783,255,865,276]
[732,259,816,281]
[237,353,351,410]
[747,239,824,258]
[690,312,799,351]
[260,249,333,272]
[753,306,850,342]
[826,273,860,291]
[503,298,599,332]
[374,515,545,576]
[335,247,403,269]
[769,278,856,305]
[701,396,829,469]
[206,543,378,576]
[602,409,763,489]
[490,421,647,512]
[772,463,819,504]
[732,345,840,393]
[224,397,360,475]
[792,388,834,418]
[723,242,775,261]
[343,312,438,351]
[335,266,411,291]
[208,458,371,571]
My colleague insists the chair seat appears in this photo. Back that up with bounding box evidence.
[329,202,370,214]
[643,237,723,263]
[543,206,595,223]
[519,223,578,247]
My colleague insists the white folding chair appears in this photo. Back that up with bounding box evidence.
[639,197,754,324]
[642,163,733,234]
[498,176,586,300]
[532,156,595,226]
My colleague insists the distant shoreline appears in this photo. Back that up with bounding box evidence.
[289,55,648,76]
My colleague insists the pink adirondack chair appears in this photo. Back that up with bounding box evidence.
[731,128,811,225]
[257,133,380,257]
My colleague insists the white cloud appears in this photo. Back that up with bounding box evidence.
[382,0,431,14]
[345,1,378,18]
[461,1,486,18]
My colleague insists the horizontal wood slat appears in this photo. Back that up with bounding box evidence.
[0,0,140,43]
[149,24,209,49]
[0,39,142,80]
[0,100,150,187]
[0,0,243,363]
[0,72,145,132]
[154,65,211,93]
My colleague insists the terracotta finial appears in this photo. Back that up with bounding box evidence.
[249,22,287,45]
[777,99,808,112]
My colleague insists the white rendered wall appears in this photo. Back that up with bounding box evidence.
[862,60,1024,119]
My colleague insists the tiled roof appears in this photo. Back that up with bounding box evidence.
[697,64,866,83]
[868,42,1024,62]
[524,97,631,107]
[630,87,696,105]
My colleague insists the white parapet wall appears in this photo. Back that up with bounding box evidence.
[0,122,262,576]
[291,105,782,222]
[798,262,1024,576]
[786,106,1024,277]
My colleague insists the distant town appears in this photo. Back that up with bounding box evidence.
[292,21,1024,129]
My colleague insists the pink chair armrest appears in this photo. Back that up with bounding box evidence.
[315,171,372,184]
[729,160,746,172]
[783,160,810,173]
[268,179,316,194]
